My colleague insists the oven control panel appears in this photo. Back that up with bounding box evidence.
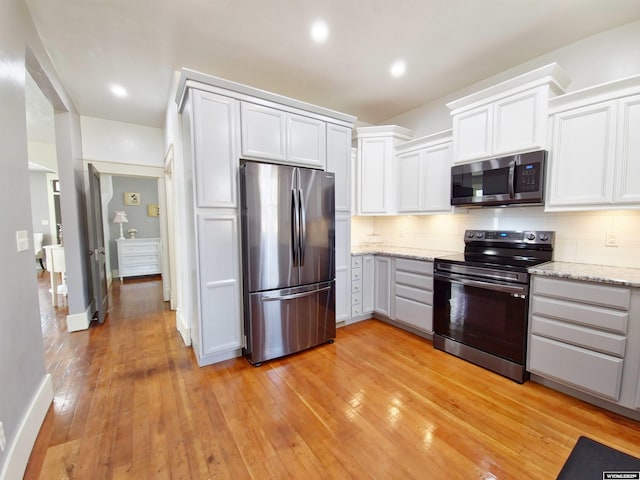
[465,230,554,245]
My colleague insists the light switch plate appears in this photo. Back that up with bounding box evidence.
[606,231,619,247]
[16,230,29,252]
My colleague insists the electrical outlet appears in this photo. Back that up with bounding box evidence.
[606,231,619,247]
[0,421,6,452]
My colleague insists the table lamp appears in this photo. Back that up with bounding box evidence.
[113,211,128,239]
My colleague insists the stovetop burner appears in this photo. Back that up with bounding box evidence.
[435,230,554,273]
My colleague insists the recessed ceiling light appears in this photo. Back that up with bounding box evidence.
[310,20,329,44]
[390,60,406,78]
[110,84,128,98]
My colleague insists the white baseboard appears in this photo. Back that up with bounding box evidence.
[66,304,92,332]
[0,374,53,480]
[176,309,191,346]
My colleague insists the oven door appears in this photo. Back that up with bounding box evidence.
[433,270,529,364]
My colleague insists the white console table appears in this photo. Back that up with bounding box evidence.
[43,244,66,307]
[115,238,162,282]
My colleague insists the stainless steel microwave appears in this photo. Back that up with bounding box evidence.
[451,150,546,207]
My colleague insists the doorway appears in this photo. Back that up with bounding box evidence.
[25,70,67,315]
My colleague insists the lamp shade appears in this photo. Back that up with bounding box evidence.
[112,211,128,224]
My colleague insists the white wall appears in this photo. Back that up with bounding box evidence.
[353,208,640,269]
[81,116,164,167]
[163,70,193,345]
[385,20,640,137]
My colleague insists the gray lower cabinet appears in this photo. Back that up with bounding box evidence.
[350,255,374,321]
[374,257,392,317]
[393,258,434,334]
[348,254,434,336]
[528,275,640,410]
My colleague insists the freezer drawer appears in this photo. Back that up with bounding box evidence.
[246,281,336,364]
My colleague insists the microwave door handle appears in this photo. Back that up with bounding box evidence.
[508,161,515,198]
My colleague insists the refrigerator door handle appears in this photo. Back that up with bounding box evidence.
[260,285,332,302]
[291,189,299,266]
[298,188,306,266]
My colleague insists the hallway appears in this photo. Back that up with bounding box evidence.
[26,274,186,478]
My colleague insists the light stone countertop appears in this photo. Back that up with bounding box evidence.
[351,245,640,287]
[528,261,640,288]
[351,244,459,262]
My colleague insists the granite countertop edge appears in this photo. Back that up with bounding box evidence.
[350,245,640,287]
[350,244,459,262]
[528,261,640,287]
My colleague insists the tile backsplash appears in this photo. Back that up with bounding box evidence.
[351,207,640,268]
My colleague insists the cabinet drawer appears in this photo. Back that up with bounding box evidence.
[395,258,433,275]
[351,269,362,281]
[119,243,160,255]
[121,254,161,266]
[394,297,432,332]
[532,276,630,310]
[352,293,361,306]
[531,296,628,334]
[395,271,432,290]
[395,284,433,305]
[529,335,623,401]
[351,256,362,268]
[121,263,161,276]
[352,281,361,294]
[530,315,626,357]
[351,305,362,317]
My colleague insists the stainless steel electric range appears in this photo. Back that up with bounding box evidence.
[433,230,554,383]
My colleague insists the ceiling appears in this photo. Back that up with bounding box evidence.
[25,0,640,130]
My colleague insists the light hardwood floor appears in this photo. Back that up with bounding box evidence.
[25,273,640,479]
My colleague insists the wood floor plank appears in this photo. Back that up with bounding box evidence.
[25,274,640,479]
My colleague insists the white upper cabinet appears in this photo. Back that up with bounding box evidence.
[326,123,352,213]
[188,89,240,208]
[448,63,570,165]
[395,130,453,214]
[241,102,287,161]
[241,101,327,169]
[614,94,640,204]
[546,101,617,207]
[452,105,493,162]
[356,125,414,215]
[287,113,326,169]
[546,77,640,211]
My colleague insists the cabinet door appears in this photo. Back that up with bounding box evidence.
[374,256,392,317]
[529,335,623,401]
[422,142,453,213]
[192,90,239,208]
[288,113,326,169]
[359,137,390,214]
[362,255,374,314]
[614,94,640,203]
[327,123,352,213]
[335,214,351,324]
[493,87,545,156]
[396,151,421,212]
[196,214,243,358]
[453,105,492,164]
[241,102,287,161]
[547,101,617,208]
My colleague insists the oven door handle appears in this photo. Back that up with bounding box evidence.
[435,272,527,296]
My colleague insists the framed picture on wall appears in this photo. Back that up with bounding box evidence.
[147,204,160,217]
[124,192,141,205]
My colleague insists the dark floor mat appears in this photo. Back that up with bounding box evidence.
[557,436,640,480]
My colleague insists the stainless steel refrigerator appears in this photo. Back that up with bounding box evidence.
[239,160,336,365]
